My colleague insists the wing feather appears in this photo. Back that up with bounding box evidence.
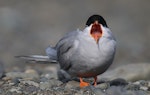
[56,31,80,70]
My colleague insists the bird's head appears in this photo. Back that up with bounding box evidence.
[86,15,108,43]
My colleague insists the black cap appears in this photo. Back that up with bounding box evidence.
[86,14,108,27]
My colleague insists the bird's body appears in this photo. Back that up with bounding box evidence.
[54,26,116,78]
[17,15,116,87]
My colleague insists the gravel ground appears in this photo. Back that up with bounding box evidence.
[0,66,150,95]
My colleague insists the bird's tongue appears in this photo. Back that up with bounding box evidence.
[90,24,102,43]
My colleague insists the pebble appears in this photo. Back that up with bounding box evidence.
[11,77,21,85]
[40,71,57,80]
[40,79,62,90]
[133,81,140,85]
[20,80,39,87]
[125,83,140,90]
[0,81,4,86]
[100,63,150,81]
[139,80,148,86]
[44,65,58,79]
[0,62,4,79]
[106,86,124,95]
[6,70,39,79]
[93,88,105,95]
[40,81,50,90]
[140,86,148,91]
[65,80,79,89]
[24,69,38,74]
[2,76,11,81]
[96,83,110,90]
[1,63,150,95]
[110,78,128,86]
[148,81,150,87]
[9,87,22,94]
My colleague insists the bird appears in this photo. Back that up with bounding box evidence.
[16,14,116,87]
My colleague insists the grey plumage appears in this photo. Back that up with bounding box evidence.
[16,15,116,84]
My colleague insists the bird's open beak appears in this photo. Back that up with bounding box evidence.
[90,21,102,43]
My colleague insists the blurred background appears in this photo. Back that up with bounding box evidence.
[0,0,150,72]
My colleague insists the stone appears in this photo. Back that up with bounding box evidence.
[40,71,57,80]
[109,78,128,86]
[0,62,4,79]
[39,81,50,90]
[6,70,39,79]
[65,80,79,89]
[24,69,38,74]
[20,80,39,87]
[44,65,58,79]
[140,86,148,91]
[99,63,150,82]
[125,83,140,90]
[40,79,62,90]
[139,80,149,86]
[0,81,4,86]
[106,86,124,95]
[96,83,110,90]
[92,88,105,95]
[9,87,22,94]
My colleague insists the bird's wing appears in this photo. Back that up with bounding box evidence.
[55,30,80,70]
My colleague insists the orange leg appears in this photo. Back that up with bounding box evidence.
[79,77,90,88]
[94,76,97,86]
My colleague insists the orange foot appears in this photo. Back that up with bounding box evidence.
[80,78,90,88]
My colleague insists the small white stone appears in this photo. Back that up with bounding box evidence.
[9,87,22,94]
[20,80,39,87]
[140,86,148,91]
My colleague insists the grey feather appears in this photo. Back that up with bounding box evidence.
[46,46,57,60]
[56,31,80,70]
[15,55,57,63]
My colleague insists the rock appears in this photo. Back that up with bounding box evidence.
[125,83,140,90]
[96,83,110,90]
[93,88,105,95]
[11,77,21,85]
[9,87,22,94]
[0,62,4,79]
[123,90,147,95]
[1,64,150,95]
[40,79,62,90]
[110,78,128,86]
[21,84,39,94]
[99,63,150,82]
[0,81,4,86]
[139,80,149,87]
[6,70,39,79]
[24,69,38,74]
[44,65,58,79]
[105,86,146,95]
[133,81,141,85]
[40,77,49,82]
[40,71,57,81]
[106,86,124,95]
[39,81,50,90]
[19,80,39,87]
[140,86,148,91]
[2,76,11,81]
[65,80,79,89]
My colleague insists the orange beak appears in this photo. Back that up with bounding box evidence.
[90,21,102,43]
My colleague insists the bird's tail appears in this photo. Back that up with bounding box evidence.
[15,55,57,63]
[16,45,58,64]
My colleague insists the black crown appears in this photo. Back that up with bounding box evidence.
[86,14,108,27]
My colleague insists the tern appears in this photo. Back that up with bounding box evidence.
[17,14,116,87]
